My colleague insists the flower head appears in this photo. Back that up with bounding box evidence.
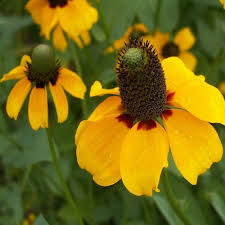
[144,28,197,71]
[75,39,225,196]
[1,44,86,130]
[26,0,98,51]
[105,24,149,53]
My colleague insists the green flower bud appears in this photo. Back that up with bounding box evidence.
[31,44,56,74]
[123,48,145,70]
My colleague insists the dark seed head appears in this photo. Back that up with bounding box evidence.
[116,39,167,121]
[162,42,179,58]
[48,0,68,8]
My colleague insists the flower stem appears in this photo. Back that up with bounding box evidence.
[45,128,84,225]
[162,171,193,225]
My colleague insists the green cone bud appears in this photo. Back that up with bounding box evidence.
[31,44,56,74]
[123,48,144,70]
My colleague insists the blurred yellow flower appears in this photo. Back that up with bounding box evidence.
[219,82,225,94]
[144,28,197,71]
[22,213,36,225]
[1,47,86,130]
[105,23,149,53]
[75,40,225,197]
[220,0,225,8]
[26,0,98,51]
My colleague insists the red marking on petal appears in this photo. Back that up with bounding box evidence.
[167,92,175,102]
[137,120,157,131]
[117,114,134,129]
[162,110,173,120]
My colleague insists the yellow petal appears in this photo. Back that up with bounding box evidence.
[162,109,223,185]
[80,31,91,46]
[120,121,169,196]
[179,51,197,71]
[6,77,31,120]
[20,55,31,66]
[28,86,48,130]
[173,77,225,125]
[58,0,98,37]
[76,115,132,186]
[133,23,149,33]
[26,0,57,39]
[89,96,124,121]
[220,0,225,8]
[53,25,67,52]
[162,57,197,92]
[219,81,225,95]
[90,81,119,97]
[49,81,68,123]
[58,68,86,99]
[174,27,195,51]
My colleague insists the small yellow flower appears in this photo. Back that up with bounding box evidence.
[144,28,197,71]
[220,0,225,8]
[26,0,98,51]
[105,23,149,53]
[219,82,225,94]
[1,45,86,130]
[22,213,36,225]
[75,40,225,197]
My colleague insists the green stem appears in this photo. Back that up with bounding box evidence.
[21,164,33,192]
[162,171,193,225]
[45,128,84,225]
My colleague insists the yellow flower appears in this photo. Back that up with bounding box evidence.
[220,0,225,8]
[26,0,98,51]
[22,213,36,225]
[144,28,197,71]
[1,45,86,130]
[75,40,225,197]
[219,82,225,94]
[105,23,149,53]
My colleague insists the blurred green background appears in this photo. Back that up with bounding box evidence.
[0,0,225,225]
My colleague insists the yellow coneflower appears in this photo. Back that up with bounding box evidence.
[144,28,197,71]
[75,39,225,197]
[26,0,98,51]
[1,44,86,130]
[105,23,149,53]
[220,0,225,8]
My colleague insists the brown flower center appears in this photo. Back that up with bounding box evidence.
[116,39,167,121]
[48,0,68,8]
[162,42,179,58]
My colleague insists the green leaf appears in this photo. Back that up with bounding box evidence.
[158,0,179,32]
[34,215,50,225]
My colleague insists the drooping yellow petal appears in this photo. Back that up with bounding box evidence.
[120,121,169,196]
[26,0,57,39]
[219,82,225,95]
[58,68,86,99]
[58,0,98,37]
[72,31,91,48]
[179,51,197,71]
[88,96,124,121]
[6,77,31,120]
[162,109,223,185]
[28,86,48,130]
[90,81,119,97]
[174,27,195,51]
[133,23,149,33]
[49,82,68,123]
[173,77,225,125]
[76,115,131,186]
[53,25,67,52]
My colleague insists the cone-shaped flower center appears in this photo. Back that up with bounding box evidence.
[48,0,68,8]
[116,39,167,121]
[162,42,179,58]
[26,44,60,88]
